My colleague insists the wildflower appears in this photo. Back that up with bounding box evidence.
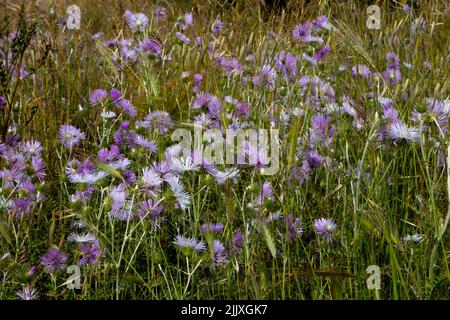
[117,99,137,117]
[67,232,96,243]
[212,240,228,265]
[200,223,224,234]
[140,38,161,55]
[137,199,164,229]
[110,88,123,103]
[387,121,420,143]
[154,6,167,21]
[78,240,101,266]
[141,167,163,190]
[142,111,173,134]
[124,10,149,33]
[175,32,190,44]
[179,13,193,30]
[20,141,42,157]
[232,231,244,252]
[166,176,190,211]
[173,235,206,252]
[284,214,303,241]
[401,234,424,244]
[59,125,85,149]
[16,285,39,300]
[306,150,324,168]
[41,248,67,273]
[89,89,107,105]
[314,218,337,241]
[211,19,224,35]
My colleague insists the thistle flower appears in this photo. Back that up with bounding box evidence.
[89,89,107,105]
[40,248,67,273]
[232,231,244,252]
[306,150,324,168]
[59,125,85,149]
[314,218,337,241]
[110,88,123,103]
[173,235,206,252]
[124,10,149,33]
[16,285,39,300]
[140,38,161,55]
[283,215,304,242]
[212,240,228,265]
[138,199,164,229]
[78,240,101,266]
[387,122,420,143]
[154,6,167,21]
[175,32,190,44]
[179,13,193,30]
[200,223,224,234]
[211,19,224,35]
[166,176,190,211]
[67,232,96,243]
[117,99,137,117]
[20,140,42,158]
[143,111,174,134]
[141,167,163,190]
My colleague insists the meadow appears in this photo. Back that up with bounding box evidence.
[0,0,449,300]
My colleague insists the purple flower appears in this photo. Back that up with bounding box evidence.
[78,240,101,266]
[312,115,334,137]
[117,99,137,117]
[20,141,42,158]
[11,198,35,218]
[40,248,67,273]
[284,214,303,242]
[315,45,331,61]
[154,6,167,21]
[16,285,39,300]
[232,231,244,252]
[212,240,228,265]
[140,38,161,56]
[314,16,332,30]
[314,218,337,241]
[175,32,190,44]
[306,150,324,168]
[141,111,173,134]
[200,223,224,234]
[236,103,250,117]
[293,22,313,42]
[352,64,371,78]
[173,235,206,252]
[89,89,107,105]
[59,125,85,149]
[110,88,123,103]
[211,19,224,35]
[124,10,149,33]
[218,56,243,74]
[138,199,164,229]
[179,13,193,30]
[387,121,420,143]
[276,51,298,80]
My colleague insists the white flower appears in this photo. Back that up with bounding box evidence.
[166,176,190,211]
[401,234,424,244]
[67,232,96,243]
[141,167,163,189]
[172,156,200,172]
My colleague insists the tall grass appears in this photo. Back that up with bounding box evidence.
[0,0,448,300]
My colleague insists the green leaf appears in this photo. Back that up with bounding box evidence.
[262,225,277,259]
